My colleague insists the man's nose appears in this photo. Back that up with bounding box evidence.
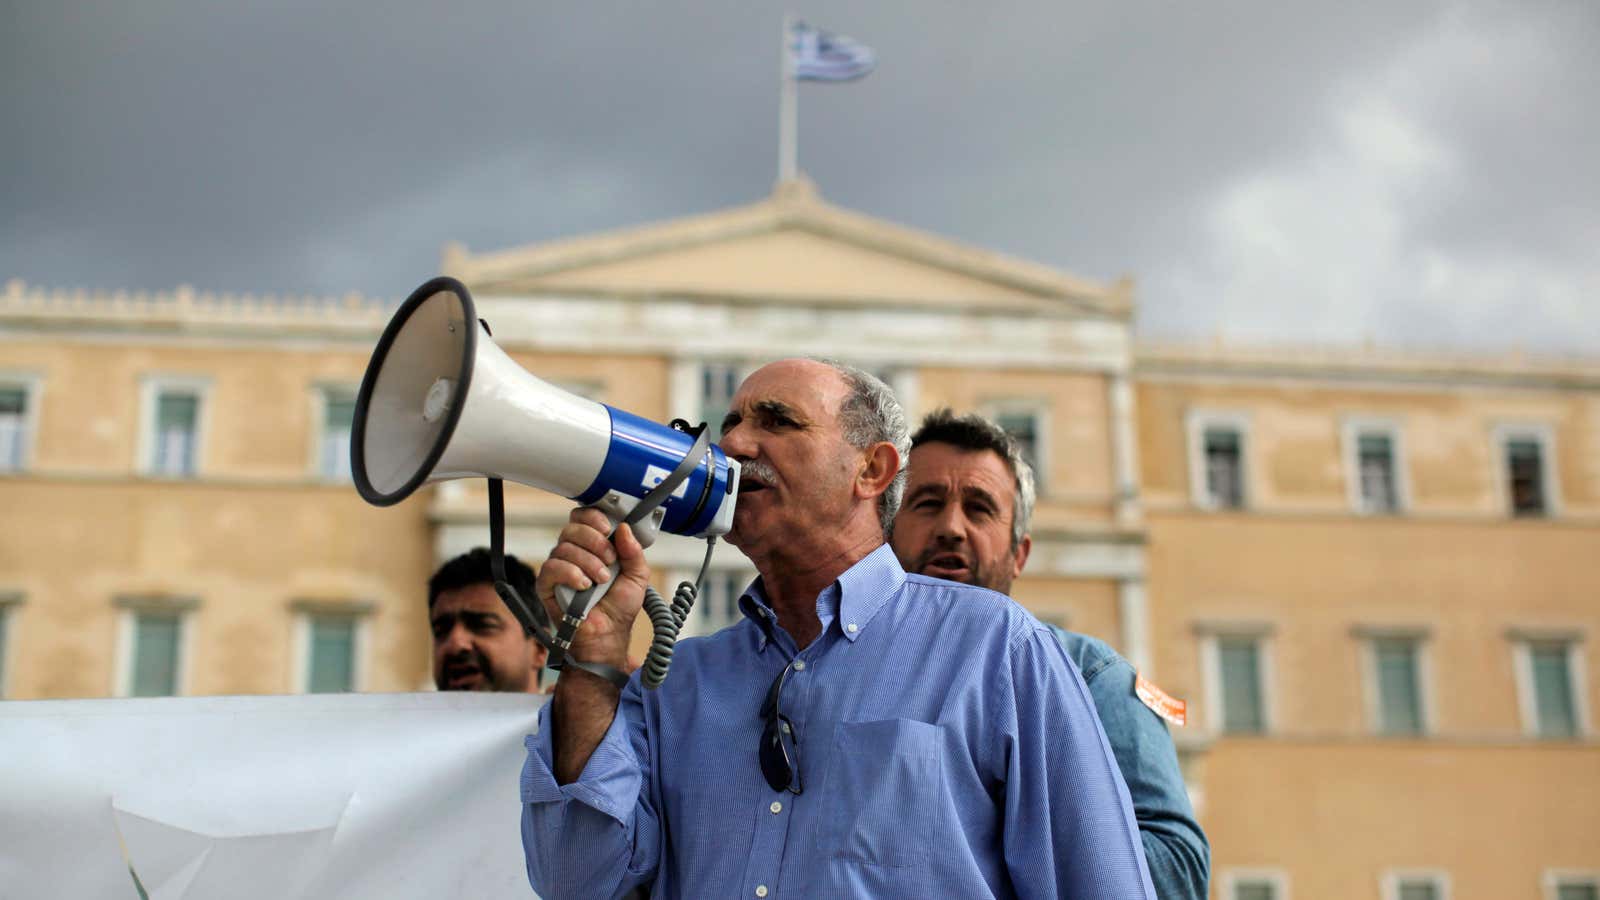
[933,505,967,541]
[438,623,473,655]
[719,421,755,460]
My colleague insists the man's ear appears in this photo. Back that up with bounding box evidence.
[855,441,901,502]
[1011,533,1033,581]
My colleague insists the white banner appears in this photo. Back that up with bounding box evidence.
[0,692,545,898]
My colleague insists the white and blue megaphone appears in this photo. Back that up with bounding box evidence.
[350,276,740,687]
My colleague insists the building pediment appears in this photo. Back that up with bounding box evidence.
[445,177,1129,320]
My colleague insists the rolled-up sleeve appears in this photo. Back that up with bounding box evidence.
[520,687,660,900]
[1003,630,1157,899]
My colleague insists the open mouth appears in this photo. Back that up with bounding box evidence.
[921,553,972,580]
[443,665,483,689]
[738,479,771,495]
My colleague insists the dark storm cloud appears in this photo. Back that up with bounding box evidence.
[2,0,1594,351]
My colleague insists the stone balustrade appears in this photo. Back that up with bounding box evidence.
[1,278,395,334]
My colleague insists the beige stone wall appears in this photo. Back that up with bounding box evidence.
[0,478,433,698]
[1147,514,1600,737]
[0,336,437,698]
[1204,741,1600,899]
[1011,575,1122,650]
[1138,378,1600,518]
[1141,367,1600,897]
[7,339,371,478]
[917,367,1116,525]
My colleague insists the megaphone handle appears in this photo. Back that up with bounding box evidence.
[552,562,621,621]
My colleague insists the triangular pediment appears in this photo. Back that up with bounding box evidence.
[446,177,1129,319]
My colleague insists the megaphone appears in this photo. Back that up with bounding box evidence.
[350,276,741,690]
[350,276,740,539]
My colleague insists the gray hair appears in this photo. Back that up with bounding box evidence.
[816,360,910,536]
[909,408,1035,549]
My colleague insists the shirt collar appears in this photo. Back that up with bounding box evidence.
[737,542,906,650]
[833,543,905,642]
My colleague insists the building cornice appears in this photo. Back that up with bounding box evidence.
[0,279,392,340]
[1137,340,1600,390]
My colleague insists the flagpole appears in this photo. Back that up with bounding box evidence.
[779,13,797,183]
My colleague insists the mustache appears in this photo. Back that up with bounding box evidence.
[738,457,779,486]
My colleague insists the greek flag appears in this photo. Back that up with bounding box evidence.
[789,21,876,82]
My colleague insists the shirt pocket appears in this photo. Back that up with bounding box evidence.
[818,718,944,868]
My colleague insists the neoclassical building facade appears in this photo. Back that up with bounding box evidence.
[2,178,1596,899]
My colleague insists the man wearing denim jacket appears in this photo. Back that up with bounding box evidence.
[891,408,1210,900]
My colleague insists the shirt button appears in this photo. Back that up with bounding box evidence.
[847,622,858,633]
[755,886,769,898]
[792,660,806,672]
[769,800,782,814]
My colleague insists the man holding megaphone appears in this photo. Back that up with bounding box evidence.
[520,359,1157,899]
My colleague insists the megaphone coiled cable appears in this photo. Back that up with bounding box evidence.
[640,536,716,690]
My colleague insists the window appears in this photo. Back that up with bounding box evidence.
[140,377,209,477]
[691,571,753,636]
[1512,633,1588,739]
[1219,636,1266,733]
[1546,873,1600,900]
[293,601,371,693]
[131,613,182,696]
[1344,420,1405,513]
[1366,634,1428,736]
[317,387,357,481]
[703,363,742,435]
[1188,412,1249,509]
[0,379,39,472]
[986,404,1047,494]
[1497,425,1557,517]
[1199,625,1274,736]
[1383,869,1449,900]
[1223,870,1289,900]
[0,594,18,697]
[1398,881,1440,900]
[308,616,356,693]
[115,598,197,697]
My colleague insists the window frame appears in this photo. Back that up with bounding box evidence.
[1544,870,1600,900]
[1197,621,1276,736]
[1222,867,1291,900]
[309,383,360,482]
[1356,626,1434,737]
[980,398,1051,497]
[1342,416,1409,515]
[0,372,44,474]
[1382,869,1451,900]
[137,374,212,478]
[291,600,373,694]
[0,592,22,697]
[700,361,747,436]
[1493,423,1561,518]
[113,596,199,697]
[1186,409,1252,510]
[1510,629,1590,739]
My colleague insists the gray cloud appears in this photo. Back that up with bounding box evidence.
[2,0,1594,352]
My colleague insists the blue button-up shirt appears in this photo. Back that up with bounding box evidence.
[521,544,1156,899]
[1049,626,1210,900]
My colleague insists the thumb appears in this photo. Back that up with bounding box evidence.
[612,523,652,584]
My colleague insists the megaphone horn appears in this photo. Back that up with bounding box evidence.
[350,276,740,540]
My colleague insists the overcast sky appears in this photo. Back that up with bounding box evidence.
[3,0,1595,353]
